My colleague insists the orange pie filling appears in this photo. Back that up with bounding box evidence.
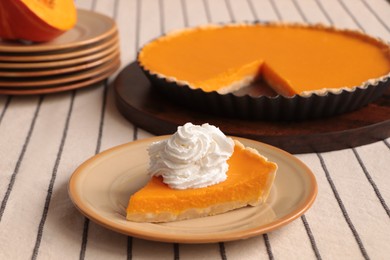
[126,140,277,223]
[138,24,390,97]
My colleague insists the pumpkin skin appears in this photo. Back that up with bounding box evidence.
[0,0,77,42]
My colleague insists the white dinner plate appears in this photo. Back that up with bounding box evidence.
[68,136,317,243]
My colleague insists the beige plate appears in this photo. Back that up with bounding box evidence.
[0,42,118,69]
[0,62,119,95]
[0,35,119,62]
[0,9,117,53]
[68,136,318,244]
[0,48,119,78]
[0,54,120,87]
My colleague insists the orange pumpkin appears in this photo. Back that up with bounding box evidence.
[0,0,77,42]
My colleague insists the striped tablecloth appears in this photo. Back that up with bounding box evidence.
[1,0,389,259]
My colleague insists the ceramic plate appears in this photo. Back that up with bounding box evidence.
[0,9,117,53]
[0,43,118,69]
[68,136,317,243]
[0,62,119,95]
[0,54,120,87]
[0,35,118,62]
[0,48,119,78]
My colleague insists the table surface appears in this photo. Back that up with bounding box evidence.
[1,0,389,259]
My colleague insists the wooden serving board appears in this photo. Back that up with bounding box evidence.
[113,62,390,154]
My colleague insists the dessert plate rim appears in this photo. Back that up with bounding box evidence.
[0,9,117,53]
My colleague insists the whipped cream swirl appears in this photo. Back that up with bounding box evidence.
[148,123,234,190]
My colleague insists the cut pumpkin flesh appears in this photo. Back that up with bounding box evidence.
[126,140,277,223]
[21,0,76,30]
[138,24,390,96]
[0,0,77,42]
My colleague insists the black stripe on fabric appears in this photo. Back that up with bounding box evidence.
[95,79,109,154]
[384,139,390,149]
[301,215,322,260]
[79,79,109,259]
[224,0,236,22]
[218,242,227,260]
[113,0,120,24]
[291,0,308,23]
[246,0,258,20]
[127,236,133,260]
[174,243,180,260]
[0,96,43,222]
[0,96,12,126]
[202,0,212,23]
[313,0,334,25]
[268,0,282,21]
[317,153,370,260]
[135,0,142,54]
[263,234,274,260]
[79,69,111,260]
[352,148,390,218]
[91,0,97,11]
[31,92,76,260]
[360,0,390,33]
[132,0,142,142]
[79,218,90,260]
[336,0,364,31]
[159,0,165,34]
[180,0,189,27]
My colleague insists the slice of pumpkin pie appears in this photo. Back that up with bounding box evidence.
[126,123,277,223]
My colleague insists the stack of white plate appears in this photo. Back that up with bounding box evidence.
[0,9,120,95]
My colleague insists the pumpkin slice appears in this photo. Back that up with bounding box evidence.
[126,140,277,223]
[0,0,77,42]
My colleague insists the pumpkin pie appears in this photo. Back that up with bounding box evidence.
[126,140,277,222]
[138,23,390,97]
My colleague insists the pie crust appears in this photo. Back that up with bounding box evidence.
[138,23,390,120]
[126,140,277,223]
